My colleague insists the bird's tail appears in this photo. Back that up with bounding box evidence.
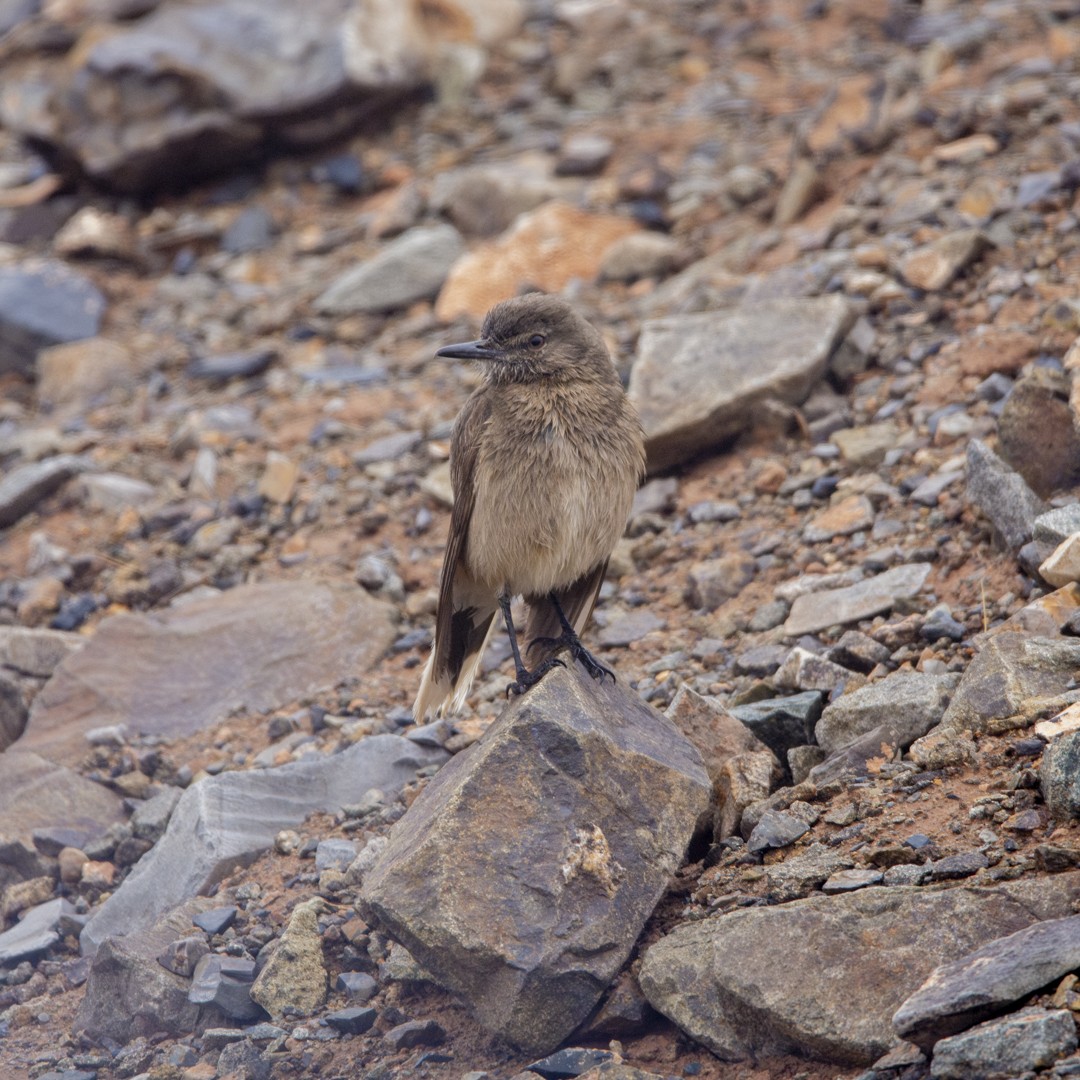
[413,579,497,721]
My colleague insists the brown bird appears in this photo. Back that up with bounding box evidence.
[414,293,645,720]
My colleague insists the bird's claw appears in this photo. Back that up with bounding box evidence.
[507,657,565,697]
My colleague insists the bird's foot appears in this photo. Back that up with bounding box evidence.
[568,640,616,683]
[529,633,615,684]
[507,657,565,697]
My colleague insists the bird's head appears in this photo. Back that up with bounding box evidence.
[435,293,613,385]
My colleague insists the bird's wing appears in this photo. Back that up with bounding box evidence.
[414,392,497,719]
[523,558,608,666]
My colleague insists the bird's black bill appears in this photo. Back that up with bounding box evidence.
[435,339,501,361]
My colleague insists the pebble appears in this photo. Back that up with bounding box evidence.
[324,1006,377,1035]
[382,1018,446,1050]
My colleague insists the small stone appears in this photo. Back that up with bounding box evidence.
[1040,534,1080,587]
[188,347,275,381]
[599,232,681,282]
[920,605,967,642]
[317,224,465,314]
[336,971,377,1002]
[925,852,989,881]
[784,563,932,636]
[314,839,357,873]
[966,438,1047,550]
[0,455,88,529]
[1034,505,1080,547]
[221,206,274,254]
[37,337,138,408]
[822,868,883,893]
[257,452,299,504]
[526,1047,614,1079]
[249,897,328,1018]
[1042,730,1080,821]
[192,906,237,936]
[325,1005,377,1035]
[898,229,990,291]
[596,609,664,646]
[803,494,875,542]
[382,1018,446,1050]
[188,954,261,1021]
[832,422,902,468]
[685,554,756,610]
[746,809,810,854]
[156,935,210,978]
[57,846,88,884]
[555,133,613,176]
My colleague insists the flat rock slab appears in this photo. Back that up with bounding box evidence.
[0,750,125,892]
[894,914,1080,1049]
[965,438,1047,550]
[638,871,1080,1066]
[20,580,396,767]
[628,297,854,473]
[360,665,710,1055]
[81,734,446,955]
[783,563,932,637]
[0,897,75,965]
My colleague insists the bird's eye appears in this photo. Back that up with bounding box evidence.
[528,334,545,349]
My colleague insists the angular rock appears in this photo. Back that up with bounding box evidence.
[773,647,862,695]
[685,554,756,610]
[76,897,218,1040]
[79,472,158,512]
[0,750,125,893]
[928,633,1080,741]
[628,296,854,472]
[21,580,397,767]
[599,232,681,282]
[766,845,856,902]
[784,563,932,637]
[156,935,210,978]
[325,1005,377,1035]
[803,494,875,543]
[664,686,769,798]
[747,809,809,854]
[897,229,990,291]
[0,897,74,965]
[81,734,446,955]
[130,786,183,843]
[436,202,639,322]
[1042,730,1080,821]
[315,224,465,314]
[189,953,261,1021]
[0,454,89,529]
[832,422,902,468]
[928,1008,1077,1080]
[728,692,823,766]
[383,1018,446,1050]
[894,915,1080,1050]
[815,672,958,756]
[638,871,1080,1065]
[250,898,327,1018]
[1034,505,1080,547]
[0,263,106,376]
[965,438,1047,550]
[1041,534,1080,587]
[715,750,781,839]
[360,665,710,1055]
[822,868,883,894]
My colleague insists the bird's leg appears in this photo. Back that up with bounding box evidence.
[547,593,616,683]
[499,592,563,697]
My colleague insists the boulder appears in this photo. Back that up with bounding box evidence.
[638,872,1080,1065]
[361,664,710,1055]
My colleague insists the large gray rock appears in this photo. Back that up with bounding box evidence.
[0,264,106,376]
[315,225,465,314]
[924,633,1080,742]
[360,665,710,1055]
[783,563,932,637]
[81,734,445,955]
[1041,730,1080,820]
[929,1008,1077,1080]
[20,580,397,767]
[0,0,523,193]
[628,296,854,472]
[815,672,958,756]
[894,915,1080,1050]
[0,454,89,529]
[965,438,1047,550]
[0,750,125,893]
[638,872,1080,1066]
[76,898,217,1040]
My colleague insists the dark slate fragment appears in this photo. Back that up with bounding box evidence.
[188,348,275,381]
[729,691,823,763]
[192,906,238,936]
[324,1006,377,1035]
[528,1047,615,1079]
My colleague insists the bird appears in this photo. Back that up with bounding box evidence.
[413,293,646,720]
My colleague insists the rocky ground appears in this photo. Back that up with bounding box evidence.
[2,0,1080,1078]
